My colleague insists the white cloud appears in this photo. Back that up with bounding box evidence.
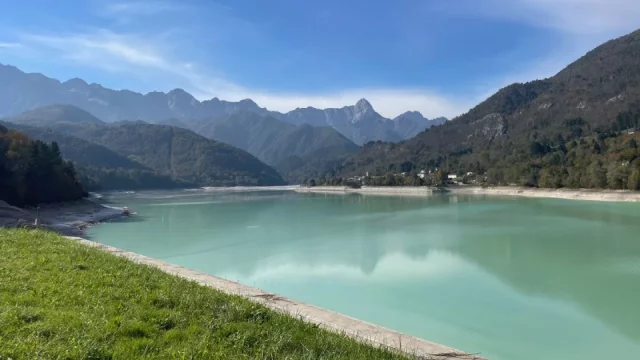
[508,0,640,35]
[21,31,177,73]
[101,1,187,17]
[0,42,22,48]
[449,0,640,36]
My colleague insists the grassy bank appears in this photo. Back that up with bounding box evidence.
[0,229,408,359]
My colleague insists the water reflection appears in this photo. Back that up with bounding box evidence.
[90,191,640,360]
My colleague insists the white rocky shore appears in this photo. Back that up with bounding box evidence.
[450,186,640,202]
[296,185,640,202]
[0,199,127,236]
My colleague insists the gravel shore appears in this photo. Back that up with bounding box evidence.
[0,199,126,236]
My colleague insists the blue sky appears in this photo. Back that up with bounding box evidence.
[1,0,639,118]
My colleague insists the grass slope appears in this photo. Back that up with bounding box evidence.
[0,229,407,360]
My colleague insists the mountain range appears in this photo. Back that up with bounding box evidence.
[0,63,446,145]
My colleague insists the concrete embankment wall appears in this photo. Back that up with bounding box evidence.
[295,186,445,196]
[69,237,482,360]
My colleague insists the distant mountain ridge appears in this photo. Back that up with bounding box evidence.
[392,112,447,139]
[0,63,447,144]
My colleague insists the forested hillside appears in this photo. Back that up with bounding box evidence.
[0,125,86,206]
[2,122,145,170]
[187,112,358,182]
[336,29,640,190]
[2,108,286,187]
[1,121,195,191]
[63,122,286,186]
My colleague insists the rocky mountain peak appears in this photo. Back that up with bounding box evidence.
[239,98,259,107]
[355,98,373,112]
[395,111,426,122]
[62,78,88,88]
[168,88,194,99]
[167,88,198,109]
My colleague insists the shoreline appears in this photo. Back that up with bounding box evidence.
[296,185,640,202]
[0,199,127,236]
[71,236,481,360]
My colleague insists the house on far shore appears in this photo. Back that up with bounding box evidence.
[418,170,427,179]
[448,174,464,185]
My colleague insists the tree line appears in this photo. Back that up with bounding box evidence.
[0,126,87,207]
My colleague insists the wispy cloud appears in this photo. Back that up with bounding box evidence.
[101,1,188,17]
[443,0,640,36]
[507,0,640,35]
[0,42,22,48]
[21,31,170,71]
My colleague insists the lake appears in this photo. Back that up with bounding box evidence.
[88,190,640,360]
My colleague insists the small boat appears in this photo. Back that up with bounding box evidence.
[122,207,131,216]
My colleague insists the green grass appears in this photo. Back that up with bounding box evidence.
[0,229,408,359]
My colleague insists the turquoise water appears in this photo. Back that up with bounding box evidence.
[88,190,640,360]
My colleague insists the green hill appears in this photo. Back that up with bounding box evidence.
[1,122,145,170]
[7,104,104,129]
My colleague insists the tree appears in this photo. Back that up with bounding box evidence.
[435,168,448,185]
[383,173,396,186]
[0,127,86,207]
[606,162,628,189]
[587,161,607,189]
[539,168,563,188]
[628,170,640,191]
[51,141,61,159]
